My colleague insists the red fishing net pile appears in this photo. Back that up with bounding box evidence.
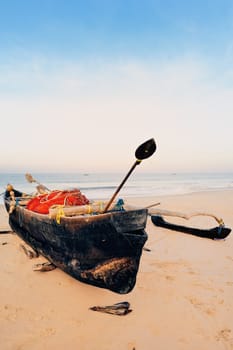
[26,189,89,214]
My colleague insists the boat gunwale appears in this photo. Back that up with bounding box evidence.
[4,197,148,223]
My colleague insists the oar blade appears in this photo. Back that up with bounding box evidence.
[103,137,156,213]
[135,138,156,160]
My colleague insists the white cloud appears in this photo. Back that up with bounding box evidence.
[0,55,233,172]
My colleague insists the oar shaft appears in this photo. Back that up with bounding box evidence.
[103,160,141,213]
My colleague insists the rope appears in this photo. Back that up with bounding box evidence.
[55,205,65,224]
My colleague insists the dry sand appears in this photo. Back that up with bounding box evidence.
[0,190,233,350]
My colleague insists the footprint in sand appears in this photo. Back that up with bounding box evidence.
[216,328,233,346]
[39,327,56,336]
[226,281,233,286]
[186,297,216,316]
[1,304,23,321]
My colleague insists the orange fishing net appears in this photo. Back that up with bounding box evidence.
[26,189,89,214]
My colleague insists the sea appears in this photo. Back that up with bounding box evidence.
[0,172,232,204]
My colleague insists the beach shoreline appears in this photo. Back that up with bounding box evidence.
[1,189,233,350]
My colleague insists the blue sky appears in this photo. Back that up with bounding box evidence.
[0,0,233,173]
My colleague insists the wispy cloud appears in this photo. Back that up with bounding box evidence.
[0,54,233,172]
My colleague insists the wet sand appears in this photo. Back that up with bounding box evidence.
[0,190,233,350]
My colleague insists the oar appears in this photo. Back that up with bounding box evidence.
[103,138,156,213]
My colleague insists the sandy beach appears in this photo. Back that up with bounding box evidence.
[0,189,233,350]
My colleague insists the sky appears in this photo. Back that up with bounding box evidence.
[0,0,233,173]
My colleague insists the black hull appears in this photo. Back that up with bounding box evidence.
[5,198,148,294]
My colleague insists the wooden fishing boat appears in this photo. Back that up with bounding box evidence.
[4,190,148,294]
[4,138,157,294]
